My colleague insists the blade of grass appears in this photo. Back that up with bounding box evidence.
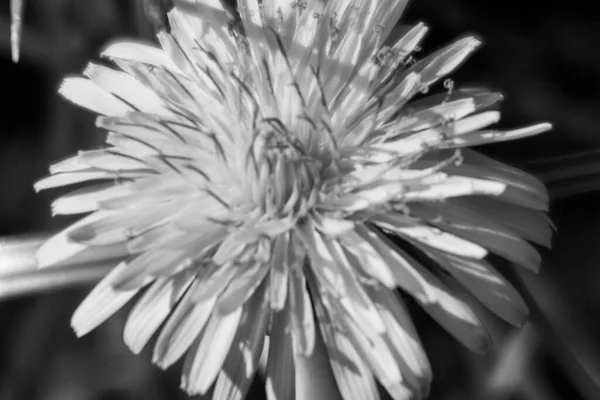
[524,149,600,199]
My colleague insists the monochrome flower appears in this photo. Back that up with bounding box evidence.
[35,1,553,399]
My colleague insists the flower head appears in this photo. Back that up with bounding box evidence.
[36,1,552,399]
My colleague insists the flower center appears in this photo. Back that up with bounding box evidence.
[249,130,322,222]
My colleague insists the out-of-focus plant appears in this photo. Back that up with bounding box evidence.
[9,0,23,62]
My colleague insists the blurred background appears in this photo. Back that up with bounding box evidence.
[1,0,600,399]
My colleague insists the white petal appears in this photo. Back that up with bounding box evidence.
[71,260,152,337]
[51,183,134,215]
[429,250,528,326]
[189,261,237,305]
[110,248,191,290]
[76,149,149,171]
[237,0,268,61]
[288,267,316,357]
[451,196,552,247]
[213,283,269,400]
[69,200,185,247]
[411,201,541,271]
[415,267,491,354]
[180,306,243,395]
[450,111,501,135]
[312,213,356,236]
[383,98,477,136]
[343,225,432,298]
[446,122,552,147]
[372,214,488,259]
[265,300,296,400]
[294,221,351,296]
[216,261,270,315]
[262,0,297,47]
[59,77,132,116]
[173,0,232,29]
[152,279,216,369]
[124,272,195,353]
[84,63,169,114]
[408,87,502,113]
[101,40,180,71]
[339,229,397,288]
[269,234,290,311]
[441,149,549,210]
[366,285,432,397]
[311,287,381,400]
[34,169,147,192]
[314,286,408,400]
[320,236,387,333]
[36,211,127,268]
[414,36,481,87]
[403,176,507,201]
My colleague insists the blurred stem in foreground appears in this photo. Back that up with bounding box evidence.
[10,0,23,62]
[0,234,120,300]
[8,0,173,63]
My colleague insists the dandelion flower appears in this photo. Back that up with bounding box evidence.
[35,1,553,399]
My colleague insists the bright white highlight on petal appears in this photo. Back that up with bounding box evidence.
[59,77,133,116]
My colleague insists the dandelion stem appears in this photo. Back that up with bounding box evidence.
[0,234,120,300]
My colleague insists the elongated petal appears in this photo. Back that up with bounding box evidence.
[36,211,128,268]
[367,285,432,396]
[449,196,552,247]
[415,267,491,353]
[320,236,387,333]
[71,261,152,337]
[124,272,195,353]
[311,284,381,400]
[35,169,149,192]
[216,261,270,315]
[59,77,132,116]
[446,123,552,148]
[426,250,528,326]
[411,201,542,271]
[367,233,491,353]
[407,36,481,88]
[336,227,398,289]
[101,40,180,71]
[213,282,269,400]
[309,271,409,400]
[269,233,290,311]
[84,63,169,114]
[51,183,134,215]
[265,299,296,400]
[180,306,243,395]
[288,266,316,357]
[456,149,549,210]
[152,278,216,368]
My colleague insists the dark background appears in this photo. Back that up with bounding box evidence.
[1,1,600,399]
